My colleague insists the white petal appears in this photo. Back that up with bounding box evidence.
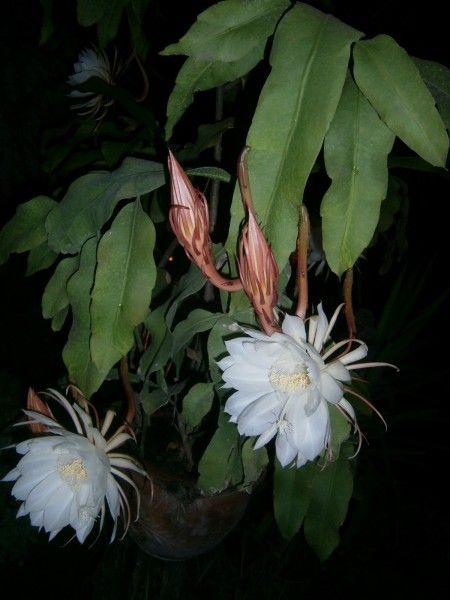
[323,361,351,382]
[2,468,20,482]
[282,314,307,344]
[313,303,329,352]
[307,316,317,345]
[288,397,329,462]
[254,424,278,449]
[338,398,356,423]
[237,393,282,436]
[319,372,343,404]
[221,363,272,394]
[105,475,120,518]
[225,389,267,419]
[275,435,297,467]
[339,343,368,365]
[43,485,74,532]
[24,473,63,513]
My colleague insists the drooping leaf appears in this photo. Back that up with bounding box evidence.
[303,446,354,561]
[321,75,395,276]
[140,302,173,376]
[186,166,231,183]
[46,158,164,254]
[414,57,450,131]
[353,35,449,167]
[165,263,207,329]
[274,459,315,540]
[97,0,127,48]
[90,200,156,375]
[141,387,169,416]
[0,196,56,264]
[241,438,268,489]
[51,307,70,332]
[161,0,289,62]
[197,410,243,494]
[181,382,214,428]
[171,309,223,355]
[178,118,235,161]
[63,238,104,398]
[226,3,361,273]
[25,242,58,276]
[164,50,260,140]
[42,255,80,320]
[77,0,107,26]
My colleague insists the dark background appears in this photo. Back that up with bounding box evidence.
[0,1,449,597]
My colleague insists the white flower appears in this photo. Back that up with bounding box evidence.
[218,304,396,468]
[2,389,145,543]
[67,47,117,119]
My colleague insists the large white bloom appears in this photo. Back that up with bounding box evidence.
[67,47,117,119]
[218,304,395,468]
[2,389,145,543]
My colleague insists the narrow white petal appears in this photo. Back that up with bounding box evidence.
[313,303,329,352]
[282,314,307,344]
[319,372,344,404]
[254,424,278,449]
[323,361,351,382]
[225,389,267,419]
[322,303,344,346]
[338,398,356,423]
[237,393,282,437]
[307,316,318,345]
[275,435,297,467]
[339,343,368,365]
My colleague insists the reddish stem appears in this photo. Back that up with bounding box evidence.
[295,205,310,320]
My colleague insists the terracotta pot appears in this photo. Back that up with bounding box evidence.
[129,464,250,560]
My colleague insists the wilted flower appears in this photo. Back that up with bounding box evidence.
[168,151,241,291]
[67,47,118,120]
[2,389,145,543]
[238,207,279,334]
[218,304,397,468]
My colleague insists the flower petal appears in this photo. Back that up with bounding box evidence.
[319,372,344,404]
[339,343,368,365]
[275,435,297,467]
[282,314,307,344]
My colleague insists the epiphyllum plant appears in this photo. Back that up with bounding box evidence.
[3,388,146,543]
[168,150,396,470]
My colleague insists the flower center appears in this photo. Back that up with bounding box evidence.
[269,364,311,393]
[58,458,88,489]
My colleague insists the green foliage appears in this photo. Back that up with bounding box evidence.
[353,35,449,167]
[181,382,214,428]
[171,309,223,355]
[226,3,361,273]
[321,75,395,276]
[241,438,268,489]
[415,57,450,130]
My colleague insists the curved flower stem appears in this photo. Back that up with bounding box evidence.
[343,268,357,340]
[237,146,255,212]
[295,205,310,320]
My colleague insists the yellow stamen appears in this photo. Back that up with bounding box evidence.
[58,458,87,488]
[269,368,311,392]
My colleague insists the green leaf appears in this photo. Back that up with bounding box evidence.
[241,438,268,488]
[161,0,289,62]
[321,75,395,276]
[171,309,223,355]
[181,382,214,428]
[97,0,127,48]
[77,0,107,26]
[42,256,80,320]
[63,238,104,398]
[0,196,56,264]
[226,3,361,273]
[141,387,169,416]
[25,242,58,276]
[165,263,206,329]
[197,411,243,494]
[274,459,315,540]
[303,447,354,561]
[46,158,164,254]
[90,200,156,375]
[186,166,231,183]
[328,404,351,459]
[127,6,149,59]
[414,57,450,131]
[165,50,261,140]
[131,0,148,20]
[140,302,172,376]
[178,118,235,161]
[353,35,449,167]
[51,307,70,332]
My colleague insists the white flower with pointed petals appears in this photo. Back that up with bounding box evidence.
[218,304,396,468]
[67,47,117,120]
[2,389,146,543]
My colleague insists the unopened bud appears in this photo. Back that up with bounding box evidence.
[26,387,54,434]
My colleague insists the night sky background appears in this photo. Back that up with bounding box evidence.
[0,1,449,598]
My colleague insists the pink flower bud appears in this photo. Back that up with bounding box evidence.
[26,387,54,434]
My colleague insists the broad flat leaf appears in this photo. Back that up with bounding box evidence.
[181,382,214,428]
[42,255,80,320]
[140,302,173,376]
[274,459,315,540]
[242,439,268,488]
[63,238,104,398]
[166,263,206,329]
[353,35,449,167]
[178,118,235,160]
[328,404,351,459]
[171,309,223,355]
[25,242,58,276]
[197,411,243,494]
[46,158,164,254]
[97,0,127,48]
[321,75,395,276]
[91,200,156,375]
[165,50,260,140]
[77,0,107,26]
[226,3,361,273]
[0,196,56,264]
[141,387,169,416]
[161,0,289,62]
[303,446,354,561]
[415,57,450,131]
